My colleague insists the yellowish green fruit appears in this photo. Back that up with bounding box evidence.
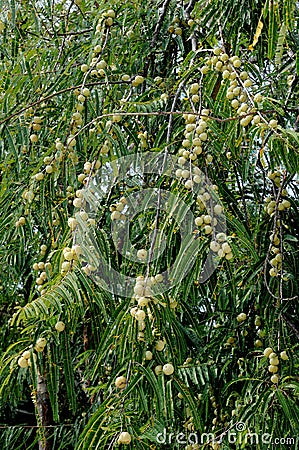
[163,363,174,375]
[55,321,65,332]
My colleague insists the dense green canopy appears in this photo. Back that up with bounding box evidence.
[0,0,298,449]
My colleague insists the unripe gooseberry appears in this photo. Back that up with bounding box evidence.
[133,75,144,85]
[105,17,113,26]
[81,64,89,73]
[264,347,273,357]
[22,350,31,360]
[137,249,147,260]
[135,310,146,322]
[163,363,174,375]
[269,119,278,128]
[271,374,279,384]
[117,431,131,445]
[30,134,38,143]
[115,376,126,389]
[269,357,279,366]
[18,357,28,368]
[268,365,278,373]
[55,321,65,332]
[237,313,247,322]
[145,351,153,360]
[210,241,220,252]
[155,339,166,351]
[154,365,163,375]
[35,172,44,181]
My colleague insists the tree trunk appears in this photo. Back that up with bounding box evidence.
[36,372,53,450]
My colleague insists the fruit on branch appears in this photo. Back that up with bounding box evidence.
[55,321,65,332]
[163,363,174,375]
[117,431,131,444]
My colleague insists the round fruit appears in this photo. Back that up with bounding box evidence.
[117,431,131,444]
[55,321,65,332]
[271,374,279,384]
[134,75,144,85]
[137,297,148,307]
[30,134,38,143]
[115,376,127,389]
[155,339,166,351]
[18,357,28,368]
[163,363,174,375]
[135,310,146,322]
[145,351,153,360]
[280,351,288,361]
[81,64,89,73]
[268,365,278,373]
[237,313,247,322]
[154,365,163,375]
[137,249,147,260]
[35,172,44,181]
[269,119,278,128]
[36,337,47,347]
[269,357,279,366]
[195,217,203,226]
[22,350,31,360]
[155,274,163,283]
[210,241,220,252]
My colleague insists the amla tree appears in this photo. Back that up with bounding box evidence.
[0,0,298,449]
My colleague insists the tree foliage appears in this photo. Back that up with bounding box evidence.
[0,0,298,449]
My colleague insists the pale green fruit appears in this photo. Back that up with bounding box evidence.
[137,249,147,260]
[55,321,65,332]
[145,351,153,360]
[135,310,146,322]
[117,431,131,444]
[18,357,28,368]
[154,365,163,375]
[269,357,279,366]
[155,339,166,351]
[237,313,247,322]
[271,374,279,384]
[36,337,47,347]
[163,363,174,375]
[115,376,126,389]
[22,350,31,360]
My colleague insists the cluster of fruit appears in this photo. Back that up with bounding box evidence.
[18,349,37,368]
[81,58,107,78]
[17,323,65,369]
[32,260,52,295]
[209,233,233,260]
[263,347,288,384]
[130,275,155,340]
[15,216,26,227]
[173,108,233,261]
[29,116,43,144]
[168,14,198,36]
[201,47,278,130]
[176,110,212,166]
[110,196,127,221]
[60,245,82,275]
[264,196,291,216]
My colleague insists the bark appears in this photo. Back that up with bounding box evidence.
[36,372,53,450]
